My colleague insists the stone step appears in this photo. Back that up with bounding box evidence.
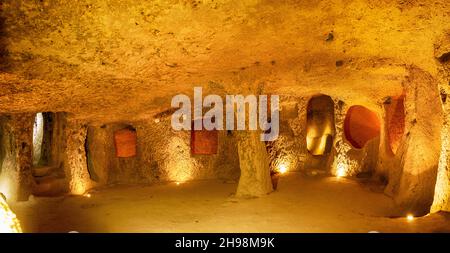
[32,166,57,177]
[32,174,66,197]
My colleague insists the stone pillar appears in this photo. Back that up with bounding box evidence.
[63,119,92,195]
[394,67,442,215]
[0,114,34,201]
[235,130,273,197]
[431,48,450,213]
[85,125,111,185]
[296,97,308,170]
[13,114,34,201]
[431,106,450,213]
[330,100,360,177]
[376,100,400,192]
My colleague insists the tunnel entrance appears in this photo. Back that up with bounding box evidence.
[31,112,66,196]
[32,113,44,166]
[344,105,381,149]
[305,95,336,171]
[113,126,137,158]
[191,118,218,155]
[85,128,99,182]
[32,112,54,166]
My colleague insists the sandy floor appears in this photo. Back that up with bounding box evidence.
[10,173,450,233]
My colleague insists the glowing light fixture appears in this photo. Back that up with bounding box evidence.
[0,195,22,233]
[406,214,414,222]
[277,158,289,174]
[83,193,91,198]
[166,137,193,183]
[72,183,87,196]
[333,143,358,178]
[278,163,288,174]
[336,163,347,178]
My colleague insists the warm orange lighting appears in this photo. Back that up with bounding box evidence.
[333,146,358,178]
[83,193,91,198]
[406,214,414,221]
[306,95,335,155]
[0,194,22,233]
[0,180,12,201]
[336,163,347,178]
[344,105,381,149]
[166,137,193,183]
[431,129,450,213]
[279,164,288,174]
[176,182,181,186]
[277,161,289,174]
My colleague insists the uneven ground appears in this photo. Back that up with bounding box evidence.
[10,172,450,233]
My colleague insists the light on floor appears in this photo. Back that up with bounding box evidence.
[336,163,347,178]
[406,214,414,221]
[278,164,288,174]
[167,137,193,183]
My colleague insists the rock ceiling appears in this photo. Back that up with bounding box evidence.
[0,0,449,122]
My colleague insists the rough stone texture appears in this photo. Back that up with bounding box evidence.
[377,68,442,215]
[113,128,137,158]
[432,106,450,213]
[236,130,272,197]
[0,114,34,201]
[431,32,450,212]
[25,113,239,196]
[393,67,443,215]
[267,96,308,175]
[0,0,449,213]
[190,127,218,155]
[84,118,240,187]
[331,101,358,176]
[85,125,110,185]
[63,118,91,195]
[376,102,404,191]
[1,0,448,121]
[49,113,68,171]
[384,95,405,155]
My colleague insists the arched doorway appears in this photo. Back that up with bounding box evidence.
[344,105,381,149]
[305,95,336,171]
[33,112,54,166]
